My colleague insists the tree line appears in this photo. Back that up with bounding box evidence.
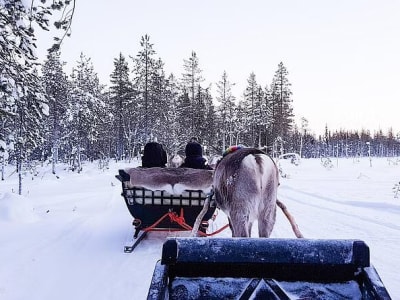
[2,32,298,168]
[2,2,400,193]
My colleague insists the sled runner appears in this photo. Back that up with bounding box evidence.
[116,168,217,253]
[147,238,392,299]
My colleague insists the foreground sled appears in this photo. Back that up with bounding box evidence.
[116,168,217,252]
[147,238,391,299]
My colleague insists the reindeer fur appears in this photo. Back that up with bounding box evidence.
[213,148,279,237]
[125,167,213,194]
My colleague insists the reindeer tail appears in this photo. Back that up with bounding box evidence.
[276,199,304,238]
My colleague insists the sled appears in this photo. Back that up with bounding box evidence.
[116,169,217,253]
[147,238,392,299]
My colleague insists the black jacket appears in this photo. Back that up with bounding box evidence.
[180,156,213,170]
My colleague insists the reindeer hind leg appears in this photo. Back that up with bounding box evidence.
[258,203,277,237]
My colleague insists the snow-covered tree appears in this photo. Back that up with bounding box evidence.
[201,88,218,154]
[215,71,236,151]
[160,74,182,155]
[1,0,75,119]
[150,58,169,140]
[42,51,69,173]
[109,53,134,160]
[176,91,192,143]
[181,51,204,135]
[14,69,48,194]
[66,53,104,171]
[132,34,157,141]
[299,117,309,158]
[270,62,294,142]
[241,72,260,147]
[1,0,75,192]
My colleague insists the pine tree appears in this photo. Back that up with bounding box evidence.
[67,53,103,171]
[161,74,182,154]
[299,117,309,158]
[1,1,75,191]
[242,72,259,147]
[1,1,75,110]
[181,51,204,135]
[132,34,156,141]
[262,84,273,150]
[201,88,218,154]
[270,62,294,149]
[110,53,134,160]
[150,58,168,140]
[216,71,236,151]
[176,91,192,143]
[234,101,247,146]
[255,85,266,148]
[42,51,69,173]
[14,69,48,194]
[96,90,114,160]
[193,84,207,137]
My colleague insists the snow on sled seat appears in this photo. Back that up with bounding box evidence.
[147,238,392,300]
[116,168,216,239]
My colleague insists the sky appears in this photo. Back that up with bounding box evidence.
[36,0,400,136]
[0,158,398,298]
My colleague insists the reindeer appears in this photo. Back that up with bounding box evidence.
[213,147,303,238]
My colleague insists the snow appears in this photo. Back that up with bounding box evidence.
[168,277,362,299]
[0,157,399,299]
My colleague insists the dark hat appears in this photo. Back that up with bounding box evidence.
[185,142,203,157]
[142,142,167,168]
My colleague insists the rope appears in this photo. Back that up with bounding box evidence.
[141,208,230,236]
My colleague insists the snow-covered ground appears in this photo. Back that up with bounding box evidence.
[0,157,399,299]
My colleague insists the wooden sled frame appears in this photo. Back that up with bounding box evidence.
[116,170,217,252]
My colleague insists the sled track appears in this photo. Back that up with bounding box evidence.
[280,185,400,232]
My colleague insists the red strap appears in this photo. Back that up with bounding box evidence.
[143,208,230,236]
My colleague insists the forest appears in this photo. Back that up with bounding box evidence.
[2,1,400,189]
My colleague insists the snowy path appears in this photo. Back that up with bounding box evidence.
[276,163,400,298]
[0,164,161,299]
[0,158,399,299]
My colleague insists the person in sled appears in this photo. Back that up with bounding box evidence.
[141,142,167,168]
[180,141,212,170]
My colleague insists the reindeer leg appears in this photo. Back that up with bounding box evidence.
[258,202,277,237]
[247,220,253,237]
[276,199,304,238]
[230,214,251,237]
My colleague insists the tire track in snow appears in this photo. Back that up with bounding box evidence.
[280,186,400,232]
[283,185,400,214]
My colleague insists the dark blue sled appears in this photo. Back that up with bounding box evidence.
[147,238,392,299]
[116,170,216,252]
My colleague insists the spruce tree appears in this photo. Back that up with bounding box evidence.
[181,51,204,135]
[42,51,69,173]
[242,72,259,147]
[216,71,236,151]
[110,53,134,160]
[270,62,294,150]
[132,34,156,141]
[161,74,182,154]
[1,0,74,191]
[14,70,48,194]
[201,88,218,154]
[67,53,103,171]
[150,58,168,140]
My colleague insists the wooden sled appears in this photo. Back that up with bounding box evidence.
[116,169,217,252]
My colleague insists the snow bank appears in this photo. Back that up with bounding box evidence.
[0,192,40,223]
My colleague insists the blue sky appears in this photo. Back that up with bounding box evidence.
[36,0,400,136]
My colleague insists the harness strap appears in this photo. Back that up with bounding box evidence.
[141,208,229,236]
